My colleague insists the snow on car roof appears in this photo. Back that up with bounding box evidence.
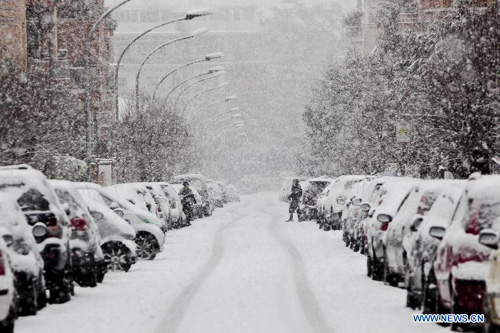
[375,180,421,217]
[467,175,500,198]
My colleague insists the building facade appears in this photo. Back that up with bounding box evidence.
[0,0,27,67]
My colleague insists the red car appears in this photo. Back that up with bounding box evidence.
[434,175,500,331]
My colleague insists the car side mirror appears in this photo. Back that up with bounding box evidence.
[110,202,120,210]
[410,217,423,232]
[2,235,13,247]
[360,203,371,212]
[429,226,446,241]
[336,197,346,205]
[479,229,500,250]
[114,209,125,217]
[90,211,104,221]
[351,198,362,206]
[377,214,392,223]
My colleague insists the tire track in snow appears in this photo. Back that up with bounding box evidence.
[154,211,246,333]
[267,206,335,333]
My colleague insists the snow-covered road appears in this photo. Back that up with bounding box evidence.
[16,192,448,333]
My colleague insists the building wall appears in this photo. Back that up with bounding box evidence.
[0,0,27,67]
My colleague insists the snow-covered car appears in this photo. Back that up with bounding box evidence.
[0,165,72,304]
[107,183,166,232]
[0,194,45,316]
[383,180,444,287]
[434,175,500,331]
[342,179,373,251]
[227,185,240,202]
[207,181,224,207]
[156,182,185,228]
[174,174,213,216]
[51,180,106,287]
[75,183,164,260]
[299,177,332,221]
[0,235,16,332]
[279,176,309,202]
[365,179,420,281]
[404,182,465,312]
[480,229,500,332]
[84,199,137,272]
[321,175,372,231]
[141,183,172,232]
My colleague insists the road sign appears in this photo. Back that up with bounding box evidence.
[396,123,411,143]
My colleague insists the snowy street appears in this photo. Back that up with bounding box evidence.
[16,193,447,333]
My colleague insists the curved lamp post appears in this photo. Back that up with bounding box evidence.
[181,82,229,115]
[152,52,224,99]
[114,8,211,118]
[196,97,238,119]
[172,73,226,112]
[84,0,138,164]
[134,27,208,111]
[164,66,225,104]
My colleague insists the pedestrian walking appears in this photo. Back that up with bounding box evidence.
[179,181,196,225]
[286,179,302,222]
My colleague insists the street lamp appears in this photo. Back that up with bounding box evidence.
[152,52,224,99]
[173,74,226,112]
[134,27,209,111]
[84,0,138,165]
[164,66,225,104]
[196,96,238,117]
[113,8,211,118]
[181,82,229,115]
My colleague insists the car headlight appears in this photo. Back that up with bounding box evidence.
[33,222,48,238]
[140,217,150,224]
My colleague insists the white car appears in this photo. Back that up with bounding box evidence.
[321,175,371,230]
[207,181,224,207]
[366,179,420,282]
[156,182,184,228]
[0,193,45,316]
[83,199,137,272]
[107,183,167,232]
[75,183,164,260]
[0,235,16,332]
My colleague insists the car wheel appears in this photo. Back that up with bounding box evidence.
[0,305,16,333]
[19,281,38,316]
[37,287,47,311]
[323,225,331,231]
[48,274,71,304]
[451,283,469,332]
[135,233,158,260]
[383,251,398,287]
[372,253,382,281]
[406,290,418,310]
[367,255,373,277]
[103,243,132,272]
[353,239,360,253]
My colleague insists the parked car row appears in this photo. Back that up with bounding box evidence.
[292,172,500,332]
[0,165,240,332]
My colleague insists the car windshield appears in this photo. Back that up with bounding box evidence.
[470,198,500,230]
[17,188,50,212]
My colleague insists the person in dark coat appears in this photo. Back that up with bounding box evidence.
[286,179,302,222]
[179,181,196,224]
